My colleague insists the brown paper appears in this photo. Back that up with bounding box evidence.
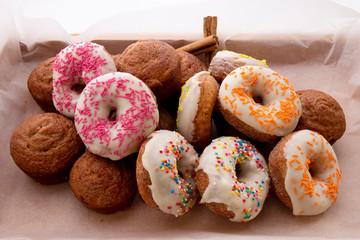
[1,0,360,239]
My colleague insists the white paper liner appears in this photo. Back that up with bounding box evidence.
[1,0,360,239]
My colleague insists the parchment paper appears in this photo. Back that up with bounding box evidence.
[1,0,360,239]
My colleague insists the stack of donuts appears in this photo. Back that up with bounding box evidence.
[9,40,346,222]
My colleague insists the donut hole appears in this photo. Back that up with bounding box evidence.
[108,107,117,121]
[71,83,86,94]
[307,158,322,179]
[253,95,264,105]
[235,162,246,183]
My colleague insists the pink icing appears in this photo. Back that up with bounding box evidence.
[52,42,116,118]
[74,72,159,160]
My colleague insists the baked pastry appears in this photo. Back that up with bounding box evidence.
[52,41,116,118]
[176,50,207,87]
[69,152,137,214]
[269,130,342,215]
[27,57,57,112]
[156,105,175,131]
[209,50,267,83]
[295,89,346,144]
[218,66,302,142]
[9,113,85,184]
[115,39,181,102]
[196,136,270,222]
[74,72,159,161]
[136,130,199,217]
[177,71,219,152]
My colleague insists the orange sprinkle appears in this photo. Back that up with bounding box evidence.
[306,141,314,146]
[225,82,228,90]
[293,186,297,195]
[297,146,302,151]
[291,178,295,184]
[299,211,304,214]
[299,195,304,200]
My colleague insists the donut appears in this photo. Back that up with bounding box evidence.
[176,50,207,87]
[209,50,267,83]
[218,66,302,142]
[196,136,270,222]
[9,113,85,184]
[295,89,346,144]
[269,130,342,215]
[52,42,116,118]
[69,152,137,214]
[74,72,159,161]
[136,130,199,217]
[27,57,57,112]
[115,39,181,102]
[177,71,219,152]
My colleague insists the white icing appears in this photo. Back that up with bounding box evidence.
[219,66,301,137]
[196,137,270,222]
[177,71,209,142]
[141,130,199,216]
[52,42,117,118]
[74,72,159,161]
[209,50,267,78]
[283,130,341,215]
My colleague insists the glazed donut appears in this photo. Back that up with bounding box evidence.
[136,130,199,217]
[295,89,346,145]
[52,42,116,118]
[269,130,342,216]
[218,66,302,142]
[196,136,270,222]
[177,71,219,151]
[209,50,267,83]
[74,72,159,161]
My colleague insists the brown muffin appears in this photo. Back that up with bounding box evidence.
[176,50,207,87]
[295,89,346,144]
[112,54,122,71]
[116,39,181,102]
[69,152,137,214]
[27,57,57,112]
[155,105,175,131]
[10,113,85,184]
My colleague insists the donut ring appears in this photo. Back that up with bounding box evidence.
[52,42,116,118]
[218,66,301,142]
[74,72,159,161]
[177,71,219,152]
[269,130,342,216]
[136,130,199,217]
[209,50,267,83]
[196,136,270,222]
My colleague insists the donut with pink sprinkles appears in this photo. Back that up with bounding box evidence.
[52,42,116,118]
[74,72,159,161]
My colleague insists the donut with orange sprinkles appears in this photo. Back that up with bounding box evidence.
[218,66,302,142]
[74,72,159,161]
[269,130,342,215]
[52,42,116,118]
[136,130,199,217]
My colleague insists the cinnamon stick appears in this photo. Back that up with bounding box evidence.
[203,16,218,66]
[177,34,218,54]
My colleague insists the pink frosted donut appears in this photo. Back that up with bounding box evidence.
[52,42,116,118]
[74,72,159,160]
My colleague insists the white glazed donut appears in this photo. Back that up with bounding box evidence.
[53,42,116,118]
[136,130,199,217]
[218,65,302,141]
[269,130,342,216]
[74,72,159,161]
[209,50,267,83]
[196,136,270,222]
[177,71,219,151]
